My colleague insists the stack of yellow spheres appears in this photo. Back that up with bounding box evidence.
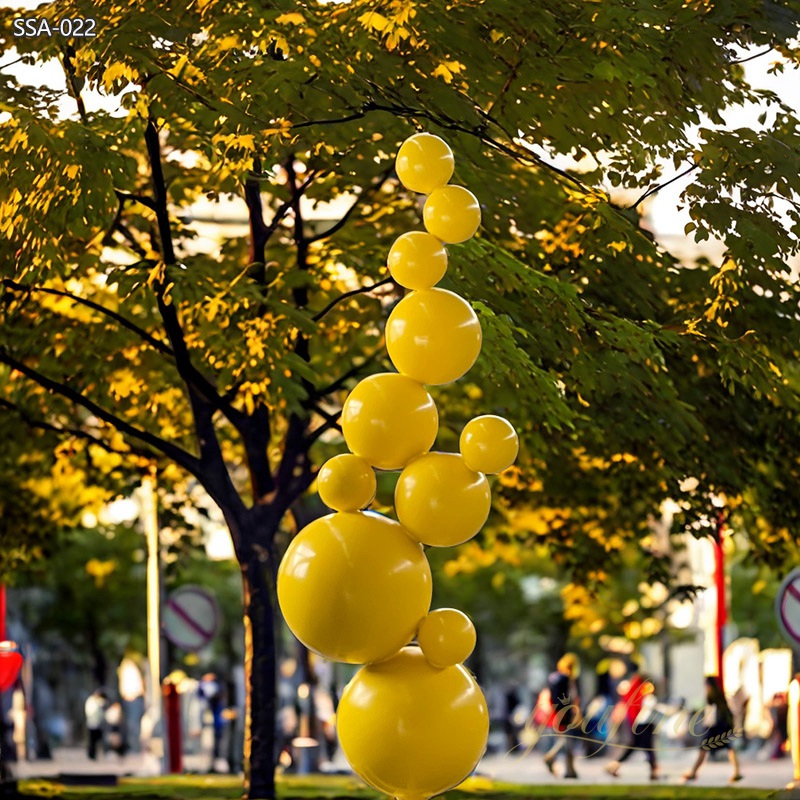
[277,132,520,800]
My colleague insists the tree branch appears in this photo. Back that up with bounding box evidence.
[628,160,702,211]
[2,278,174,356]
[304,416,342,449]
[114,188,158,212]
[307,166,394,244]
[313,353,380,398]
[0,349,201,475]
[0,397,152,459]
[729,47,773,64]
[245,158,270,273]
[59,45,87,124]
[311,277,394,322]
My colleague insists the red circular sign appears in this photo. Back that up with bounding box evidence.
[163,586,219,652]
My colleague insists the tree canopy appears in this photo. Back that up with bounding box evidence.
[2,0,800,795]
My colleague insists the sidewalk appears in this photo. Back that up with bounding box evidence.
[11,745,797,791]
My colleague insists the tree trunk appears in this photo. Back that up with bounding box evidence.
[241,542,277,800]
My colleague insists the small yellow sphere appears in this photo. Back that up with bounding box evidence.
[337,646,489,799]
[459,415,519,474]
[388,232,448,290]
[317,454,376,512]
[423,185,481,244]
[395,133,455,194]
[386,289,482,385]
[277,512,432,664]
[395,452,490,547]
[341,373,439,470]
[418,609,477,668]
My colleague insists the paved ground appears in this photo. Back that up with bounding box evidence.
[10,745,797,791]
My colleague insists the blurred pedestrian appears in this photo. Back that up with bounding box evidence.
[105,701,125,757]
[543,653,581,779]
[606,677,660,781]
[84,688,107,760]
[118,651,145,754]
[198,672,226,772]
[768,691,789,759]
[683,676,742,783]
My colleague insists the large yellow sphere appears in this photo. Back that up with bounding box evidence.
[341,373,439,470]
[337,647,489,799]
[386,289,482,386]
[388,232,448,290]
[396,133,455,195]
[277,512,432,664]
[317,454,376,512]
[459,415,519,474]
[423,185,481,244]
[395,452,490,547]
[418,609,477,668]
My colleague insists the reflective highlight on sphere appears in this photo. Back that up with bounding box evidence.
[277,512,432,664]
[395,452,490,547]
[418,609,477,668]
[386,289,482,386]
[459,415,519,474]
[341,373,439,470]
[337,646,489,800]
[388,231,448,290]
[317,454,376,512]
[395,133,455,195]
[423,185,481,244]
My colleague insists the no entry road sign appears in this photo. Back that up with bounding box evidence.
[163,585,219,652]
[776,568,800,648]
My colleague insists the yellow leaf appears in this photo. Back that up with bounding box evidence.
[359,11,390,31]
[62,164,80,180]
[102,62,137,91]
[275,12,305,25]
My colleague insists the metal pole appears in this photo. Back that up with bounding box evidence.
[142,472,166,773]
[714,512,727,694]
[0,585,6,642]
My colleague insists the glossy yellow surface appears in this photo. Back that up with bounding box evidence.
[387,231,448,290]
[395,133,455,194]
[417,609,477,668]
[386,289,482,385]
[317,454,376,512]
[341,373,439,470]
[337,646,489,800]
[459,415,519,474]
[395,452,490,547]
[423,185,481,244]
[277,512,432,664]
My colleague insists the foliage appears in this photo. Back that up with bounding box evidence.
[3,0,800,795]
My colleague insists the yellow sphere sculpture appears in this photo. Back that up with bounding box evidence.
[337,646,489,799]
[423,185,481,244]
[388,231,448,290]
[395,452,490,547]
[341,373,439,470]
[459,415,519,474]
[277,512,432,664]
[386,289,482,385]
[418,609,477,668]
[317,454,376,512]
[395,133,455,194]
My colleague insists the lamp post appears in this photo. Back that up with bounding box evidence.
[104,472,166,773]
